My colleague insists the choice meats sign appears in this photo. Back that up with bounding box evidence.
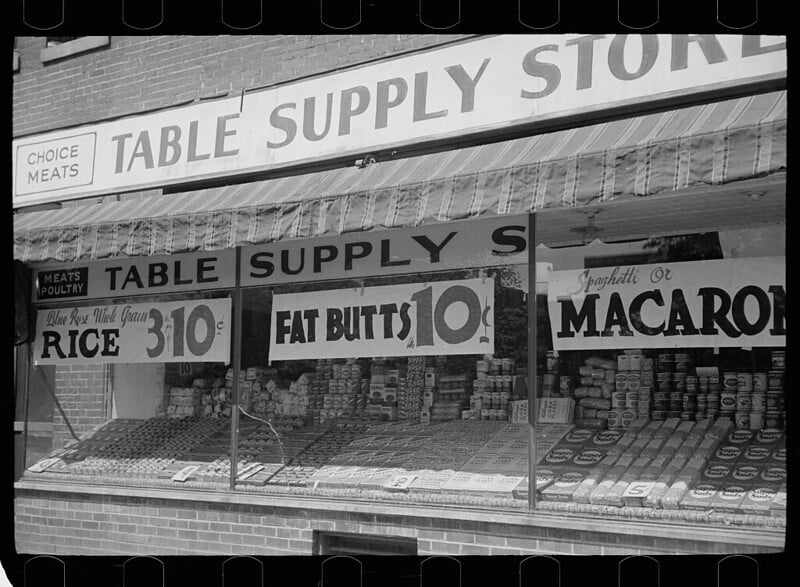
[269,278,494,361]
[33,298,231,365]
[13,35,785,207]
[547,257,785,351]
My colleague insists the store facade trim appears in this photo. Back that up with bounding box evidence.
[14,90,786,264]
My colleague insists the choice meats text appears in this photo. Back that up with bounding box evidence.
[108,35,780,173]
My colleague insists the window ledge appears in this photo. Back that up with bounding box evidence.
[40,36,110,64]
[13,50,20,72]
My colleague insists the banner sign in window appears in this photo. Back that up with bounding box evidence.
[547,257,785,351]
[242,216,527,286]
[32,249,236,303]
[33,298,232,364]
[269,278,494,361]
[13,35,785,207]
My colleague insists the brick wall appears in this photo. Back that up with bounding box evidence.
[51,364,108,450]
[14,489,781,556]
[13,35,470,137]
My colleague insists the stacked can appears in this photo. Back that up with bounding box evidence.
[720,372,738,419]
[674,352,692,420]
[653,353,673,420]
[734,372,753,429]
[638,357,654,419]
[706,375,721,418]
[766,350,785,429]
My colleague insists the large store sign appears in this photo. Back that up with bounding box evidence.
[32,250,236,303]
[269,278,494,361]
[547,257,785,351]
[33,298,232,365]
[242,216,526,285]
[13,35,785,207]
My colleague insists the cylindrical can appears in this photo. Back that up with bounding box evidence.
[657,354,674,371]
[686,377,698,393]
[502,358,514,375]
[667,410,681,419]
[764,410,781,428]
[707,408,719,419]
[720,392,737,411]
[699,377,709,393]
[477,359,489,373]
[615,373,629,391]
[625,391,639,408]
[736,393,752,412]
[651,410,667,420]
[611,391,626,408]
[502,375,512,393]
[709,377,721,392]
[749,412,763,430]
[706,393,720,407]
[669,401,681,412]
[560,376,573,392]
[681,411,695,421]
[767,371,783,390]
[753,373,768,393]
[490,359,502,375]
[670,391,683,403]
[627,380,641,394]
[737,372,753,392]
[652,401,668,411]
[658,379,672,393]
[750,392,766,413]
[766,391,782,410]
[723,372,739,391]
[683,399,697,412]
[674,355,690,372]
[771,350,785,371]
[629,355,642,372]
[697,395,708,409]
[607,410,622,428]
[617,355,631,372]
[735,412,751,429]
[673,379,687,394]
[620,410,636,427]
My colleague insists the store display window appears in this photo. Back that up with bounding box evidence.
[533,220,786,519]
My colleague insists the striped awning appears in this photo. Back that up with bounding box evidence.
[14,90,786,264]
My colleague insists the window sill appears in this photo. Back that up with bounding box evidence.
[40,36,110,64]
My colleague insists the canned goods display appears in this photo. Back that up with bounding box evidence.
[720,392,737,411]
[767,371,783,390]
[680,411,695,421]
[657,354,674,371]
[651,410,667,420]
[629,355,642,371]
[771,350,786,370]
[737,372,753,392]
[735,412,751,429]
[736,392,752,411]
[749,411,764,430]
[699,377,709,392]
[669,401,681,411]
[723,372,739,391]
[764,410,781,428]
[750,392,765,413]
[753,373,768,392]
[658,380,672,393]
[766,391,783,410]
[611,391,626,408]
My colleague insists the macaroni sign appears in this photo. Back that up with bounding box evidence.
[34,299,232,364]
[13,35,785,207]
[547,258,785,351]
[269,278,494,360]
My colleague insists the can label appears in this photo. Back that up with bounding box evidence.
[735,412,751,429]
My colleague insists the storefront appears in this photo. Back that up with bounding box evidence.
[13,34,786,555]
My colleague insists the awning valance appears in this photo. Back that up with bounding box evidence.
[14,90,786,264]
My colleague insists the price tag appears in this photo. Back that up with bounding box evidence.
[384,474,417,492]
[28,457,61,473]
[622,481,656,498]
[171,465,200,482]
[237,463,264,480]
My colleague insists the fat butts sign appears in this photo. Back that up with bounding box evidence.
[547,257,785,351]
[34,298,232,364]
[270,278,494,360]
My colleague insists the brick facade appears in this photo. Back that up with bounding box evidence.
[13,35,470,137]
[51,364,108,450]
[14,488,783,556]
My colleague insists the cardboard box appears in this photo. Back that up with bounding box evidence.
[679,482,720,510]
[753,428,783,445]
[740,485,779,515]
[540,470,588,501]
[711,484,748,513]
[729,462,763,488]
[758,465,787,487]
[510,400,529,424]
[738,444,772,464]
[537,397,575,424]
